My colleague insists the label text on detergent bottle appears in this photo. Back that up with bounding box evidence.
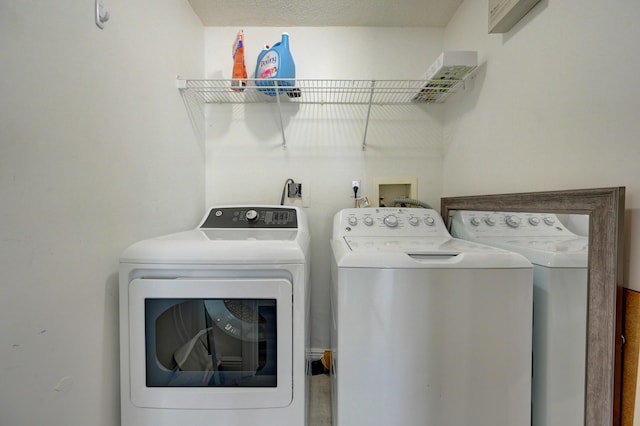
[258,51,280,79]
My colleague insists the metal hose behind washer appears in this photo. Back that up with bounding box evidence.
[389,198,432,209]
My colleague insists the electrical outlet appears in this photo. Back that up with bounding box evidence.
[286,183,309,208]
[352,180,361,197]
[288,182,302,198]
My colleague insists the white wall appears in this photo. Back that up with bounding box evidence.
[204,27,445,349]
[0,1,204,425]
[442,0,640,289]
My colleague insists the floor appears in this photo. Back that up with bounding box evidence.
[310,374,332,425]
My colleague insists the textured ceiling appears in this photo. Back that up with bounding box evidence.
[188,0,464,27]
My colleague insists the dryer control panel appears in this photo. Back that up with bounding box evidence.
[200,206,298,229]
[334,208,449,238]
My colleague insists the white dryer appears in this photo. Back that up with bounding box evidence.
[451,211,588,426]
[330,208,533,426]
[119,206,310,426]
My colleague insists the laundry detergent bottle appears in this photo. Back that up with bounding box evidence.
[255,32,296,96]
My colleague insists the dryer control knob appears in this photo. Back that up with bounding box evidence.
[245,210,259,221]
[348,216,358,226]
[543,216,556,226]
[363,217,374,226]
[470,217,482,226]
[408,217,420,226]
[384,215,399,228]
[425,216,435,226]
[528,217,540,226]
[505,215,522,228]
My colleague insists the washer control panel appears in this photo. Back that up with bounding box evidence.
[451,211,575,237]
[200,206,298,228]
[335,208,449,237]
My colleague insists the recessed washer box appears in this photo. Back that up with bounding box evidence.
[373,177,418,207]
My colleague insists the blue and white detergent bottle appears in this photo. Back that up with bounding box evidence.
[255,32,296,96]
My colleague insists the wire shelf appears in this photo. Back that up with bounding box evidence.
[177,77,473,105]
[177,73,476,150]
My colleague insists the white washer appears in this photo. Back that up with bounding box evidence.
[451,211,588,426]
[330,208,533,426]
[119,206,310,426]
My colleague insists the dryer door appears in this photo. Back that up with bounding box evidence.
[128,277,293,409]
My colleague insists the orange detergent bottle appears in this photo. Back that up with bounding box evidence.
[231,30,247,91]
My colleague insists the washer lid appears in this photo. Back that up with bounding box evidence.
[469,236,588,268]
[332,236,532,269]
[345,236,455,252]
